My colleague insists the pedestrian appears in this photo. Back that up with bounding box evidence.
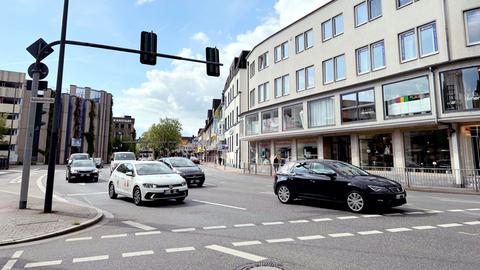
[218,156,222,165]
[274,156,279,172]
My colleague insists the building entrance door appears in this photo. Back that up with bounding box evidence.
[323,136,351,163]
[469,126,480,170]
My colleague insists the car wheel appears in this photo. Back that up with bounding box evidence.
[176,197,186,203]
[133,187,143,206]
[276,184,294,204]
[346,190,366,213]
[108,183,117,199]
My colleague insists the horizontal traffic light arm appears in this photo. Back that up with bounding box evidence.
[43,40,223,66]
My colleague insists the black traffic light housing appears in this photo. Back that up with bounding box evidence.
[206,47,220,77]
[140,31,157,65]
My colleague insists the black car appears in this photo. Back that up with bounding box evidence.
[273,160,406,212]
[67,159,99,182]
[160,157,205,187]
[94,157,104,168]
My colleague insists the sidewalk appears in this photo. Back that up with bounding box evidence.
[202,162,245,174]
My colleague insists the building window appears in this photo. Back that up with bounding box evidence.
[323,59,334,84]
[355,0,381,27]
[275,74,290,98]
[308,97,335,128]
[258,52,269,71]
[324,54,345,84]
[249,61,255,78]
[306,66,315,89]
[356,46,370,74]
[322,19,333,41]
[355,2,368,27]
[297,139,318,160]
[296,29,313,53]
[245,114,259,136]
[296,68,305,91]
[368,0,382,20]
[274,41,288,62]
[261,109,279,133]
[371,40,385,70]
[249,89,255,108]
[258,82,269,103]
[333,14,344,36]
[335,54,346,80]
[419,22,438,57]
[397,0,413,9]
[465,8,480,46]
[341,89,376,122]
[441,66,480,112]
[306,29,313,48]
[383,76,431,118]
[404,129,451,169]
[283,104,304,131]
[399,29,417,62]
[359,133,393,168]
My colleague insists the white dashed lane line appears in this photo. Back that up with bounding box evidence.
[24,260,62,268]
[101,233,127,239]
[312,218,332,222]
[297,235,326,240]
[437,223,463,228]
[205,245,266,262]
[464,221,480,225]
[328,233,355,238]
[122,250,154,258]
[232,241,262,247]
[262,221,284,226]
[11,251,23,259]
[234,223,256,228]
[412,225,437,230]
[135,231,161,236]
[288,219,309,224]
[448,209,466,212]
[66,237,92,242]
[203,225,227,230]
[265,238,294,243]
[386,227,412,232]
[337,216,359,220]
[171,228,196,232]
[165,247,195,253]
[357,230,383,235]
[72,255,109,263]
[361,214,382,218]
[122,220,156,231]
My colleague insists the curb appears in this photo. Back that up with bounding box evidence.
[0,206,104,246]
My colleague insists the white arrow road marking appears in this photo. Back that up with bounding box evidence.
[24,260,62,268]
[205,245,267,262]
[122,220,156,231]
[36,174,68,203]
[11,251,23,259]
[192,199,246,210]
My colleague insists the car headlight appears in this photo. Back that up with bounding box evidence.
[143,183,155,188]
[71,169,78,173]
[181,180,187,186]
[368,185,388,192]
[94,169,99,173]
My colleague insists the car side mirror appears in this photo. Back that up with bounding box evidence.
[325,172,337,180]
[126,171,134,177]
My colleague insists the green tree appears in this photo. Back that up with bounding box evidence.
[142,118,182,157]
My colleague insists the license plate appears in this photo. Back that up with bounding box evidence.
[396,194,405,199]
[165,190,178,194]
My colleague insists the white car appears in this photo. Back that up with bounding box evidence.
[108,161,188,206]
[110,152,136,174]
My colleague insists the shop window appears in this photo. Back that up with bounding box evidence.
[283,104,304,131]
[245,114,259,135]
[249,142,256,164]
[441,66,480,112]
[308,97,335,128]
[341,89,375,122]
[359,134,393,167]
[297,139,318,160]
[275,141,292,166]
[383,76,431,118]
[261,109,279,133]
[404,129,451,169]
[259,141,271,165]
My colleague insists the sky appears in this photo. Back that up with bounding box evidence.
[0,0,329,136]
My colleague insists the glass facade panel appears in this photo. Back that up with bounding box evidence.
[441,66,480,112]
[465,9,480,45]
[245,114,259,135]
[355,2,368,26]
[359,133,393,167]
[323,136,351,163]
[322,19,332,41]
[261,110,279,133]
[371,41,385,70]
[383,76,431,118]
[249,142,256,164]
[419,23,438,56]
[308,97,335,128]
[283,104,304,131]
[404,130,451,168]
[400,30,417,62]
[297,139,318,160]
[323,59,334,84]
[333,14,343,35]
[356,46,369,74]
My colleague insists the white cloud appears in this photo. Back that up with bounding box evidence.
[116,0,331,136]
[135,0,154,6]
[191,32,210,44]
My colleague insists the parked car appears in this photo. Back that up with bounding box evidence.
[67,153,90,165]
[66,159,99,183]
[108,161,188,206]
[160,157,205,187]
[190,156,200,164]
[110,152,136,174]
[94,158,104,168]
[273,160,406,212]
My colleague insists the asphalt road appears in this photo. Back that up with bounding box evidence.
[1,165,480,270]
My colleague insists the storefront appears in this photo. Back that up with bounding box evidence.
[296,138,318,160]
[274,140,292,165]
[403,129,451,168]
[323,135,351,163]
[359,133,393,167]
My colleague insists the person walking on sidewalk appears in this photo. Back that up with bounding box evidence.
[273,156,279,172]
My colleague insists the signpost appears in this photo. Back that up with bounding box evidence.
[31,97,55,104]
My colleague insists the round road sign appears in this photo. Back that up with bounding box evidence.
[28,62,49,80]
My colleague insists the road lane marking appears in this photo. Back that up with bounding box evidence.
[437,223,463,228]
[312,218,332,222]
[122,250,154,258]
[297,235,325,240]
[66,192,108,196]
[72,255,109,263]
[464,221,480,225]
[205,245,267,262]
[467,208,480,211]
[66,237,92,242]
[192,199,246,210]
[101,233,127,239]
[361,214,382,218]
[266,238,294,243]
[448,209,465,212]
[337,216,359,220]
[172,228,196,232]
[458,232,479,236]
[232,241,262,247]
[262,222,284,226]
[203,225,227,230]
[425,210,444,214]
[328,233,354,238]
[24,260,62,268]
[11,251,23,259]
[405,211,425,215]
[234,223,256,228]
[357,230,383,235]
[1,260,16,270]
[412,226,436,230]
[165,247,195,253]
[122,220,156,231]
[36,174,68,203]
[383,213,403,216]
[8,176,22,184]
[135,231,161,236]
[386,228,412,232]
[288,219,309,224]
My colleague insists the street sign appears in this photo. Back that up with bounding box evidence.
[26,38,54,61]
[31,97,54,103]
[27,80,48,91]
[28,62,49,80]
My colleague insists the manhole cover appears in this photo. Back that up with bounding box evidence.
[235,261,290,270]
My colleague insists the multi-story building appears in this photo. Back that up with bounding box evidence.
[57,85,112,164]
[111,115,136,152]
[222,51,249,168]
[240,0,480,186]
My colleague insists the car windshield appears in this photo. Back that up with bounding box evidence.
[72,160,95,167]
[115,153,136,160]
[94,158,101,162]
[72,154,89,160]
[327,161,369,176]
[169,158,195,167]
[135,163,173,175]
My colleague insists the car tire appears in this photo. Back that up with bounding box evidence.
[346,190,367,213]
[108,183,117,199]
[276,184,294,204]
[133,187,143,206]
[176,197,186,203]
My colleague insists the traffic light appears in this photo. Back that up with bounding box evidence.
[140,31,157,65]
[206,47,220,77]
